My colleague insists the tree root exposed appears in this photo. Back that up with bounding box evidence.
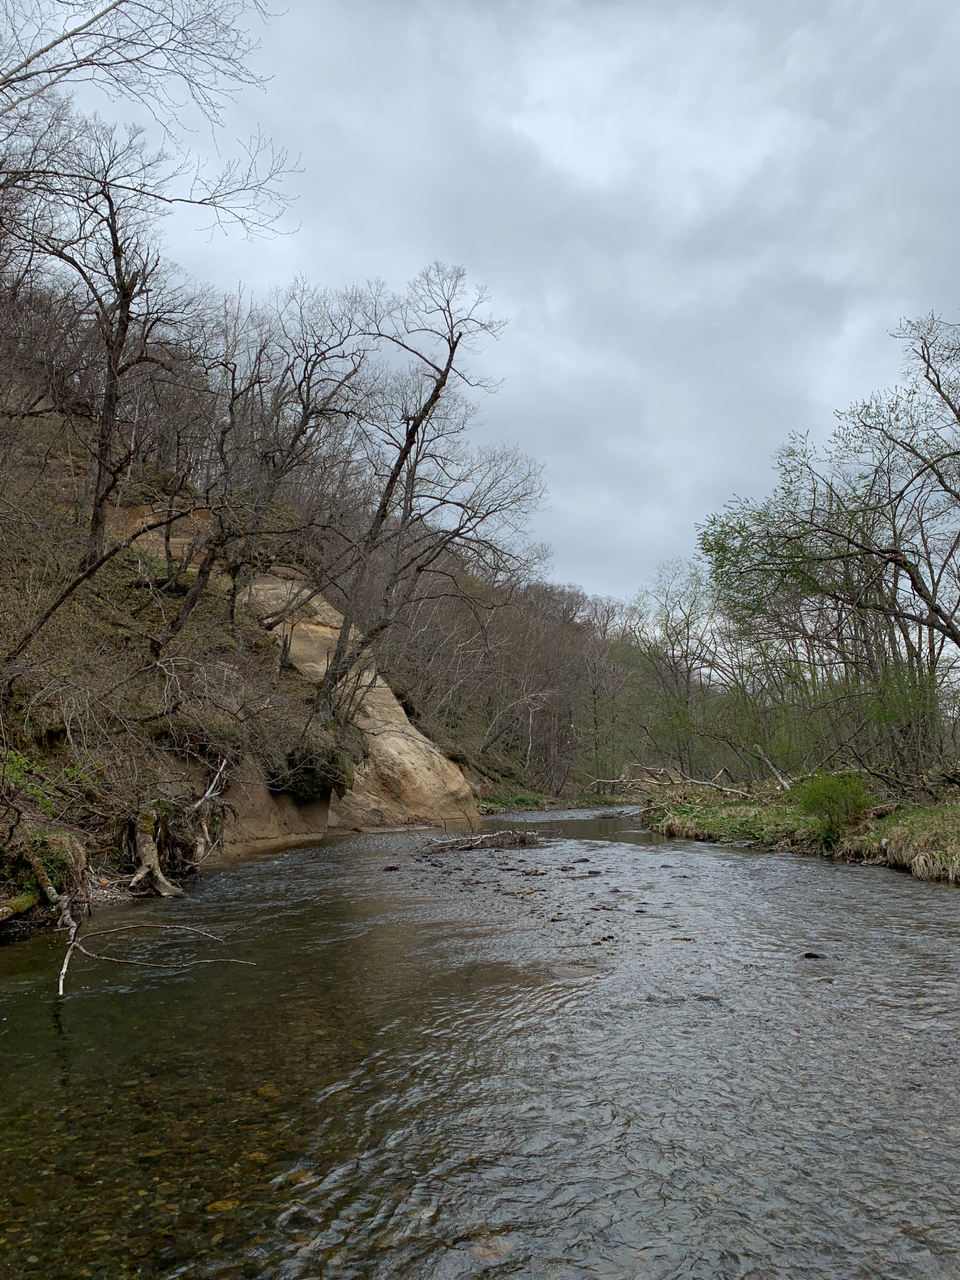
[130,826,184,898]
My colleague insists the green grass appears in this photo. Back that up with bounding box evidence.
[477,786,642,814]
[478,787,550,813]
[646,785,960,883]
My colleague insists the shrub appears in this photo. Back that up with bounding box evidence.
[266,745,355,804]
[794,772,873,847]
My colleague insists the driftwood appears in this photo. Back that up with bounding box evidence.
[432,829,545,853]
[676,771,751,799]
[21,845,83,996]
[57,922,256,995]
[189,759,228,866]
[593,768,751,800]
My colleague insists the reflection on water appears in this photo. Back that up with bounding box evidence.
[2,816,960,1278]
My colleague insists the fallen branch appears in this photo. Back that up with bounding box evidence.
[675,773,752,799]
[4,507,206,666]
[593,769,751,798]
[190,758,229,811]
[590,777,657,795]
[754,744,791,791]
[432,829,545,852]
[57,921,256,994]
[20,846,83,996]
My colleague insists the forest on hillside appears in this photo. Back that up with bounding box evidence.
[5,2,960,916]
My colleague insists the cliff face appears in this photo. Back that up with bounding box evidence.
[218,574,478,857]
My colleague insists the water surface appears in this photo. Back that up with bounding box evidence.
[1,813,959,1279]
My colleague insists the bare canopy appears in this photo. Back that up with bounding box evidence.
[0,0,268,125]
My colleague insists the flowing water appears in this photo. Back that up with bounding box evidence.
[2,812,960,1280]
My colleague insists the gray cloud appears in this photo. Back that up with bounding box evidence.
[153,0,960,596]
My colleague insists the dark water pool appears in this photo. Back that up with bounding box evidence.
[2,814,960,1279]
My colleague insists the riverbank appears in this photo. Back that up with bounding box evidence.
[644,785,960,883]
[0,559,479,941]
[481,781,960,884]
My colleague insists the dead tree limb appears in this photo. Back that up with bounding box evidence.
[754,744,791,791]
[57,922,255,994]
[21,845,84,995]
[0,888,40,922]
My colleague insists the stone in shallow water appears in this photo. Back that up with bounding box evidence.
[471,1235,514,1261]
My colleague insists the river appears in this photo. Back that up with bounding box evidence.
[1,811,959,1279]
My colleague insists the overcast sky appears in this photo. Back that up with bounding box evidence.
[152,0,960,598]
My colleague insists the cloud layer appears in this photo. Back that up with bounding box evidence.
[160,0,960,596]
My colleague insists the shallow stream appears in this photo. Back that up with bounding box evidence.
[2,812,960,1279]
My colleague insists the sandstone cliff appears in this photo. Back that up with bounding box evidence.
[218,573,478,857]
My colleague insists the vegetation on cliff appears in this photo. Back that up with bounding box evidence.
[0,2,546,928]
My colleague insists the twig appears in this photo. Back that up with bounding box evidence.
[20,847,83,996]
[71,945,254,971]
[431,829,545,852]
[58,920,257,992]
[675,772,751,798]
[79,922,233,942]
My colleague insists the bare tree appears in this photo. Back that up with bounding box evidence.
[0,0,268,126]
[0,2,290,239]
[0,113,203,570]
[307,264,544,727]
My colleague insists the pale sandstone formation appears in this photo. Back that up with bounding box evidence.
[220,754,332,857]
[219,574,478,855]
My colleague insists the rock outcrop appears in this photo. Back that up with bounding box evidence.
[219,574,478,855]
